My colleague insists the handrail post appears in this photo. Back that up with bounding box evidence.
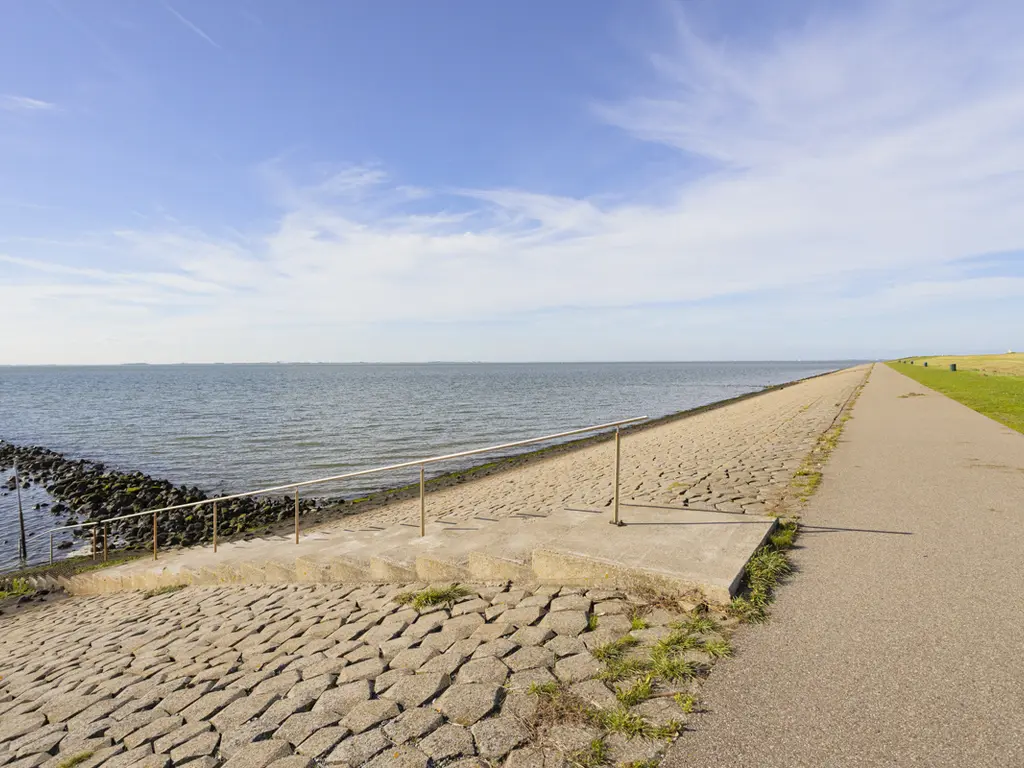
[294,489,299,544]
[611,427,622,526]
[152,512,158,560]
[103,524,108,562]
[419,465,426,537]
[92,526,97,561]
[49,533,53,566]
[213,502,218,553]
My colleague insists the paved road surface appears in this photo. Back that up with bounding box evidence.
[663,363,1024,767]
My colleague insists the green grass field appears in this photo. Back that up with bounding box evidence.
[887,360,1024,434]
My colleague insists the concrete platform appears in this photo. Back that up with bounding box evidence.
[67,504,777,604]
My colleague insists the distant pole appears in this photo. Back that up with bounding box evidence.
[14,458,27,562]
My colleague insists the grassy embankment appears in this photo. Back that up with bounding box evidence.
[888,353,1024,434]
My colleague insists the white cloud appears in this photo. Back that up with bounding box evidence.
[1,95,57,112]
[2,0,1024,363]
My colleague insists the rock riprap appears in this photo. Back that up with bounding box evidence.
[0,582,735,767]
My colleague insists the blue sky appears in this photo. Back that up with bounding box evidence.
[1,0,1022,363]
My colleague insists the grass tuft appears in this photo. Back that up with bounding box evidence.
[587,613,599,631]
[614,674,653,707]
[567,738,608,768]
[142,584,185,599]
[57,753,94,768]
[592,635,640,663]
[701,638,732,658]
[394,583,471,611]
[649,654,697,682]
[674,693,697,714]
[598,707,648,738]
[527,681,559,697]
[0,577,34,601]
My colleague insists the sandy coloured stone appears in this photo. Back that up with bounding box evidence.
[169,730,221,763]
[603,733,664,765]
[580,629,622,652]
[502,606,545,627]
[42,694,109,724]
[381,672,451,709]
[418,632,460,653]
[547,723,602,753]
[312,679,372,716]
[442,614,485,640]
[222,739,293,768]
[484,605,508,621]
[379,637,417,661]
[102,746,167,768]
[9,724,65,758]
[213,692,281,731]
[457,656,510,685]
[389,647,438,671]
[325,727,390,766]
[630,626,673,645]
[153,720,213,754]
[299,657,350,679]
[419,723,476,761]
[491,590,526,605]
[7,754,48,768]
[434,683,502,726]
[330,620,374,643]
[288,673,335,701]
[181,688,243,722]
[471,638,518,660]
[593,600,629,615]
[553,653,602,684]
[470,622,514,643]
[262,695,316,726]
[66,696,123,727]
[362,620,410,645]
[407,611,448,639]
[267,758,314,768]
[451,598,489,616]
[506,667,557,692]
[504,746,568,768]
[344,644,381,664]
[253,671,303,698]
[342,699,400,735]
[471,716,531,758]
[374,668,413,694]
[383,707,444,744]
[516,594,552,609]
[122,714,184,749]
[633,697,687,727]
[545,636,586,658]
[337,658,387,684]
[505,646,556,672]
[540,611,590,637]
[295,726,350,759]
[510,626,555,647]
[364,745,431,768]
[419,649,470,676]
[107,710,163,743]
[569,679,618,710]
[549,595,591,613]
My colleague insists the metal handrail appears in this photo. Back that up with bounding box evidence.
[45,415,647,563]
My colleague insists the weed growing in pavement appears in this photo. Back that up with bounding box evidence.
[142,584,186,599]
[0,577,34,600]
[592,635,640,663]
[56,754,94,768]
[615,674,653,706]
[701,638,733,658]
[567,738,608,768]
[394,583,471,611]
[674,693,697,714]
[587,613,599,631]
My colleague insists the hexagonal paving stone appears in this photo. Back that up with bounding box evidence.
[471,716,531,759]
[456,656,509,686]
[364,745,431,768]
[296,726,350,759]
[510,627,555,647]
[312,680,372,716]
[342,699,400,735]
[540,611,590,637]
[380,672,451,709]
[434,683,502,726]
[553,653,602,684]
[505,646,555,672]
[383,707,444,744]
[419,723,476,762]
[325,727,390,767]
[389,647,438,671]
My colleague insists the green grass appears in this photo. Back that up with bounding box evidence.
[614,674,653,706]
[567,738,608,768]
[701,638,733,658]
[888,362,1024,434]
[56,753,94,768]
[592,635,640,663]
[527,681,560,697]
[673,693,697,714]
[142,583,186,599]
[394,583,471,611]
[587,612,599,631]
[0,577,34,600]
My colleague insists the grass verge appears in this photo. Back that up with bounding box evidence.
[888,361,1024,434]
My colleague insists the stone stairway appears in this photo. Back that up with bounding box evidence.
[62,504,777,604]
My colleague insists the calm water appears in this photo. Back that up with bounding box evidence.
[0,362,856,570]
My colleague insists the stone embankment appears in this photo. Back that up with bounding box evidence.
[0,582,730,768]
[0,444,321,551]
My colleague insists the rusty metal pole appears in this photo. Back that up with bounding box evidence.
[92,526,97,561]
[213,502,218,553]
[153,512,158,560]
[419,466,426,537]
[103,524,108,562]
[49,533,53,565]
[294,489,299,544]
[611,427,622,526]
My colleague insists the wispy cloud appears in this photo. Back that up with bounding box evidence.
[1,95,57,112]
[2,0,1023,363]
[162,1,220,49]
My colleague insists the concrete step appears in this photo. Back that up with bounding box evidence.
[65,505,777,604]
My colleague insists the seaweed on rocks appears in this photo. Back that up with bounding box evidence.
[0,441,322,550]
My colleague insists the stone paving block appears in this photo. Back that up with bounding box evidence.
[42,694,109,725]
[389,646,438,671]
[553,653,602,684]
[434,684,502,726]
[325,727,390,766]
[442,614,485,640]
[550,595,591,613]
[380,672,450,709]
[505,646,556,672]
[419,650,470,676]
[123,714,184,750]
[470,622,514,643]
[8,723,65,757]
[633,697,687,727]
[419,722,476,761]
[181,688,243,723]
[295,726,350,759]
[107,710,163,743]
[456,656,510,686]
[152,720,212,754]
[222,739,293,768]
[603,733,664,765]
[362,620,410,646]
[406,611,448,639]
[267,758,314,768]
[288,673,335,701]
[11,754,50,768]
[491,590,526,605]
[299,657,350,679]
[221,718,282,758]
[502,607,545,628]
[337,658,386,684]
[500,691,538,722]
[252,671,302,698]
[546,723,602,753]
[451,599,489,616]
[545,636,586,658]
[593,600,629,615]
[516,595,552,609]
[212,692,281,731]
[510,626,555,647]
[344,645,380,664]
[67,744,126,768]
[66,696,123,728]
[506,668,556,692]
[595,614,632,634]
[262,695,316,726]
[169,730,221,764]
[311,680,371,716]
[100,745,165,768]
[364,745,430,768]
[540,611,590,637]
[179,759,219,768]
[159,682,215,716]
[471,638,518,660]
[504,745,568,768]
[568,679,618,710]
[382,707,444,744]
[471,716,531,758]
[373,668,412,694]
[378,636,417,661]
[342,699,400,735]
